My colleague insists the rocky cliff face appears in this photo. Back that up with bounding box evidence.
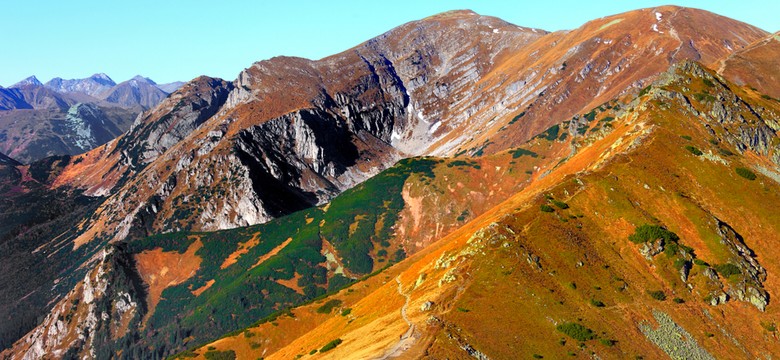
[651,61,780,165]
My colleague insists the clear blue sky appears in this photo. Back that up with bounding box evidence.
[1,1,777,86]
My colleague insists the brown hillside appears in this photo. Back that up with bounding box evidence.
[719,32,780,98]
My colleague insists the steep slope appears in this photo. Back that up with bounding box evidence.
[97,75,169,109]
[187,61,780,359]
[3,245,147,360]
[0,156,107,352]
[719,31,780,99]
[45,73,117,97]
[6,84,78,111]
[0,87,31,110]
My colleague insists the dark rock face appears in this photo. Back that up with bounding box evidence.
[712,218,769,311]
[0,151,19,166]
[115,77,235,168]
[234,107,397,218]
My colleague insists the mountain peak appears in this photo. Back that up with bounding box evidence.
[11,75,42,88]
[90,73,115,83]
[425,9,479,18]
[129,75,156,85]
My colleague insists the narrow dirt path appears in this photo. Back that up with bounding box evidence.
[376,276,416,359]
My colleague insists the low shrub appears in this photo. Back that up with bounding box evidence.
[599,339,616,346]
[685,145,703,156]
[714,263,741,277]
[718,148,735,156]
[629,225,679,244]
[204,350,236,360]
[510,148,539,159]
[540,204,555,213]
[647,290,666,301]
[556,322,596,341]
[735,167,756,180]
[316,299,342,314]
[590,299,605,307]
[320,338,343,353]
[552,200,570,209]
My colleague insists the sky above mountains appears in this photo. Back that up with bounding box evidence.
[1,0,777,87]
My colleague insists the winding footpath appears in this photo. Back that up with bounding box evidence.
[377,276,416,359]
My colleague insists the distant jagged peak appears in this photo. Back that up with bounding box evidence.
[90,72,114,82]
[11,75,43,88]
[43,73,118,97]
[128,75,156,85]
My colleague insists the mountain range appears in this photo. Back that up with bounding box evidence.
[0,5,779,359]
[0,74,183,163]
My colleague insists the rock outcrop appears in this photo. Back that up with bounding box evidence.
[0,245,146,360]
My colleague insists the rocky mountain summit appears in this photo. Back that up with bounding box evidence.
[10,76,43,88]
[45,73,117,97]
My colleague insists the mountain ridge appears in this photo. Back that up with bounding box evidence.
[0,6,779,359]
[49,5,768,250]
